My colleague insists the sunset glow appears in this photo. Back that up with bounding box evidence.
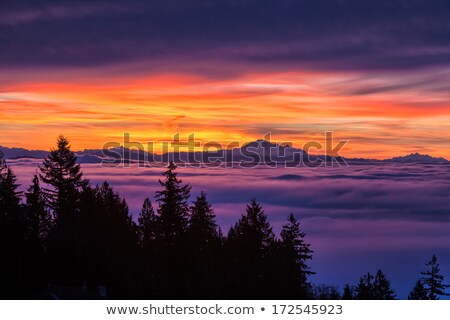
[2,1,450,159]
[2,70,450,158]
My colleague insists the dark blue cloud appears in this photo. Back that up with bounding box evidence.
[1,0,450,74]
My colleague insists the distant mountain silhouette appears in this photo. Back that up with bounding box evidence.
[384,153,449,164]
[0,146,49,159]
[0,146,155,164]
[235,139,307,163]
[1,145,448,164]
[76,154,107,164]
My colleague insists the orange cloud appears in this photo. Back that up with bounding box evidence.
[1,71,450,159]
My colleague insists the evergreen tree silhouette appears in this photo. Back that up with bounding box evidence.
[355,270,395,299]
[408,280,428,300]
[313,284,341,299]
[186,191,222,297]
[421,255,449,300]
[355,272,375,299]
[137,197,158,297]
[0,151,21,218]
[138,198,157,250]
[0,151,26,298]
[188,191,220,249]
[25,173,52,243]
[24,173,53,295]
[78,182,138,298]
[154,161,191,246]
[39,136,88,286]
[373,270,396,299]
[226,198,275,298]
[279,213,314,298]
[230,198,275,253]
[39,136,87,226]
[154,161,191,297]
[342,284,354,300]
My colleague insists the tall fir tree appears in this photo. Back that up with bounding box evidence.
[186,192,222,297]
[39,135,87,226]
[355,272,375,299]
[154,161,191,246]
[23,173,53,295]
[153,162,191,297]
[226,198,275,298]
[0,151,29,298]
[25,173,52,243]
[421,255,449,300]
[279,213,314,298]
[342,284,354,300]
[355,270,396,300]
[138,197,157,250]
[188,191,220,249]
[0,151,21,218]
[373,270,396,299]
[137,197,158,297]
[39,136,89,286]
[0,151,22,240]
[408,280,428,300]
[78,182,138,298]
[229,198,275,253]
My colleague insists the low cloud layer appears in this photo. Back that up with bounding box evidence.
[8,160,450,297]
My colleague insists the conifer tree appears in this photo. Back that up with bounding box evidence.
[0,151,21,218]
[280,213,314,297]
[188,191,220,248]
[39,135,87,226]
[154,161,191,246]
[153,162,191,297]
[0,152,24,247]
[421,255,449,300]
[373,270,396,299]
[355,272,375,299]
[355,270,396,299]
[313,284,341,299]
[408,280,428,300]
[0,151,29,298]
[186,192,222,297]
[226,198,275,298]
[138,198,157,250]
[230,198,275,252]
[23,173,53,295]
[136,197,158,296]
[25,173,52,243]
[38,136,88,286]
[78,182,138,298]
[342,284,354,300]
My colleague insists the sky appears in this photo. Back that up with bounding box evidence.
[3,1,450,298]
[1,0,450,158]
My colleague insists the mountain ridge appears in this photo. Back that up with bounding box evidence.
[1,144,448,164]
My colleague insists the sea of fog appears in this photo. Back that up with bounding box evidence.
[7,159,450,298]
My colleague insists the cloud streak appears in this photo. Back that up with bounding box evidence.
[1,0,450,73]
